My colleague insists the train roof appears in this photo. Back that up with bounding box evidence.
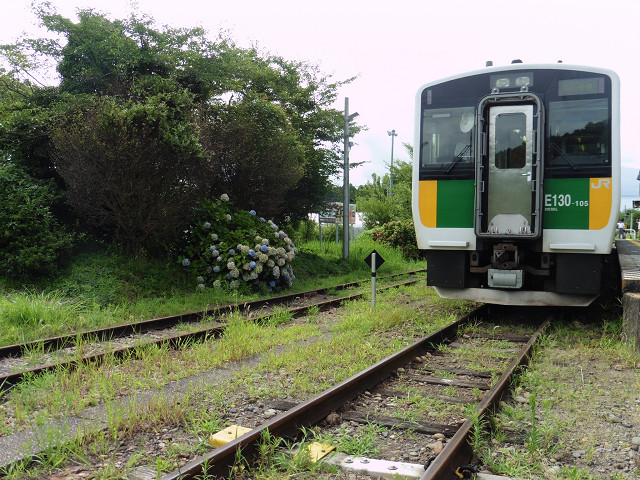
[416,62,620,93]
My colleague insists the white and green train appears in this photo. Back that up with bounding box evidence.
[412,62,620,306]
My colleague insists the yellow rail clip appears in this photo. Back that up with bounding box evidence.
[302,442,336,462]
[209,425,253,448]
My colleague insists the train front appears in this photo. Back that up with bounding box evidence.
[412,64,620,306]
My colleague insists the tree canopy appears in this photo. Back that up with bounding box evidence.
[0,5,356,255]
[356,143,413,229]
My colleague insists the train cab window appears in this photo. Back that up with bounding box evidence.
[548,98,609,172]
[495,113,526,169]
[420,107,475,178]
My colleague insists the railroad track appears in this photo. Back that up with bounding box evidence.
[0,271,424,395]
[157,306,549,480]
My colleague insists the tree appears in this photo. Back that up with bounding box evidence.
[0,5,356,253]
[357,145,413,229]
[196,95,306,219]
[0,160,74,277]
[49,95,207,252]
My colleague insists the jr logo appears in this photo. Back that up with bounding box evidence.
[591,178,611,189]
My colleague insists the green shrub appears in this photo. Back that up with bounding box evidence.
[0,161,75,278]
[370,220,421,260]
[179,194,298,291]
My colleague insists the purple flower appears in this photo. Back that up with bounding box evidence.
[259,217,266,222]
[229,249,235,254]
[260,245,268,253]
[249,210,256,216]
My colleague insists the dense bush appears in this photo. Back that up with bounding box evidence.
[370,220,421,260]
[180,194,298,291]
[0,162,74,277]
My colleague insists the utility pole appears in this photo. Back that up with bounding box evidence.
[387,129,397,197]
[343,98,358,261]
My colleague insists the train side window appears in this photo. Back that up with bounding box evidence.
[548,98,609,168]
[420,107,474,173]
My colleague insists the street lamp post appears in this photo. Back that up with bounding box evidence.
[387,129,397,197]
[343,98,358,261]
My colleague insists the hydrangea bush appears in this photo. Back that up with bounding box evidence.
[371,220,421,260]
[180,194,297,291]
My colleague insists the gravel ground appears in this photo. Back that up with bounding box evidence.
[486,332,640,479]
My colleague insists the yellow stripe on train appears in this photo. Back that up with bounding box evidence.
[588,177,612,230]
[419,180,438,228]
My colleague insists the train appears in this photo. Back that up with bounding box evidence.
[412,62,620,306]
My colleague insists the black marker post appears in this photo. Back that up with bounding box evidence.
[364,250,385,310]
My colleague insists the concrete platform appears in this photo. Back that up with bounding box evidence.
[615,239,640,293]
[615,239,640,350]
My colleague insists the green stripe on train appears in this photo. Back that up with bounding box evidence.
[436,179,474,228]
[542,177,590,229]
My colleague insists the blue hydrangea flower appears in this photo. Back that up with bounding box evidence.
[259,217,266,222]
[213,265,221,273]
[249,261,256,269]
[210,245,217,251]
[260,245,269,253]
[203,222,211,229]
[249,249,255,257]
[229,249,235,254]
[226,273,232,280]
[249,210,256,216]
[269,281,276,287]
[182,258,191,267]
[197,283,205,292]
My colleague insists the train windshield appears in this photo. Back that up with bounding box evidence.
[548,98,610,171]
[420,106,475,177]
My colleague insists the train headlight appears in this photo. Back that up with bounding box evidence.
[495,78,510,88]
[516,76,531,87]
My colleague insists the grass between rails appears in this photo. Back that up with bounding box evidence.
[0,235,423,347]
[473,314,640,480]
[0,283,474,479]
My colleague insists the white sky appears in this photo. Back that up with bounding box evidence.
[1,0,639,188]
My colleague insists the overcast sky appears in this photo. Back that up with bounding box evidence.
[2,0,639,190]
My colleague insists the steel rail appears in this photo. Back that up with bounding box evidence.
[0,270,425,360]
[420,318,550,480]
[0,276,423,394]
[159,305,488,480]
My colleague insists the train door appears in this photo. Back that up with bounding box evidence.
[476,96,542,238]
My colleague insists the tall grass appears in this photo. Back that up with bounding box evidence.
[0,292,87,345]
[0,233,424,345]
